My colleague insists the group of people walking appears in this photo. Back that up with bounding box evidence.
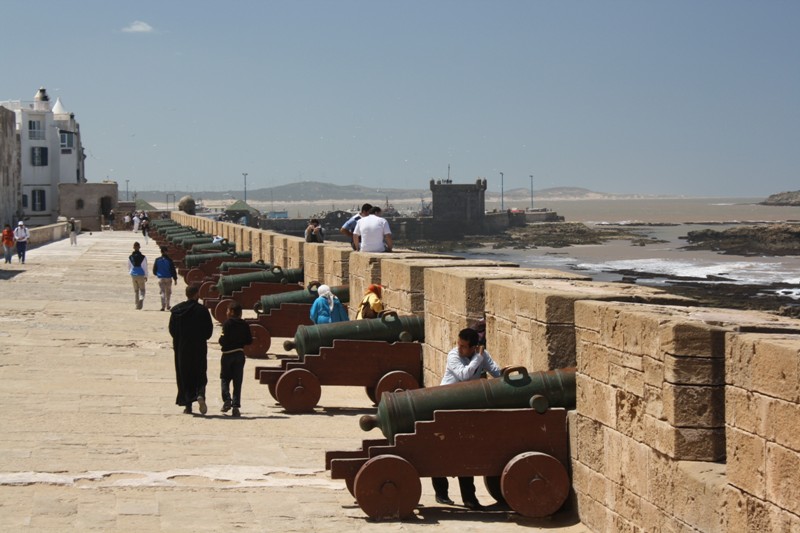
[2,221,30,264]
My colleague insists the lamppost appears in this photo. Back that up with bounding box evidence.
[125,179,129,201]
[529,174,534,209]
[499,172,504,211]
[243,172,248,203]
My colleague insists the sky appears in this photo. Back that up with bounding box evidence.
[2,0,798,197]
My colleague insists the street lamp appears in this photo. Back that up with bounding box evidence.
[243,172,248,203]
[499,172,504,211]
[530,174,534,209]
[125,179,129,201]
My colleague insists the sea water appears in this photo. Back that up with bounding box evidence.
[456,197,800,298]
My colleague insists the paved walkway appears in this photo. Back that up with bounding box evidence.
[0,231,587,532]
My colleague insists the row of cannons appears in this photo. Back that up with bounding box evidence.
[150,219,579,521]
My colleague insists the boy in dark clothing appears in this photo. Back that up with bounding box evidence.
[219,301,253,417]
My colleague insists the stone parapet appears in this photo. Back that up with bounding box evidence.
[485,278,693,371]
[572,301,800,531]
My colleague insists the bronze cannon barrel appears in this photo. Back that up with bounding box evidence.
[173,233,214,247]
[219,260,271,273]
[190,241,236,253]
[254,284,349,314]
[282,312,424,357]
[214,266,304,296]
[164,230,205,242]
[360,366,576,442]
[184,251,252,269]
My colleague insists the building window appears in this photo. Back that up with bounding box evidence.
[60,131,74,148]
[31,147,48,166]
[28,120,44,140]
[22,194,28,208]
[32,190,46,212]
[76,199,85,210]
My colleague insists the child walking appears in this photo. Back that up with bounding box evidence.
[218,301,252,417]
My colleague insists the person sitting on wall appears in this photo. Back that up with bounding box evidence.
[340,203,372,250]
[353,206,393,253]
[305,218,325,243]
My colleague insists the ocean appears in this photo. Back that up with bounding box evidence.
[455,197,800,298]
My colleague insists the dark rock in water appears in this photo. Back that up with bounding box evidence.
[682,223,800,256]
[761,190,800,206]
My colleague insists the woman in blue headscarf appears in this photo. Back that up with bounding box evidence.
[309,284,349,324]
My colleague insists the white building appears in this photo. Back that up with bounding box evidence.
[0,87,86,226]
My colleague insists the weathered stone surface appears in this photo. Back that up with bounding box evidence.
[662,383,725,428]
[727,426,766,498]
[766,442,800,516]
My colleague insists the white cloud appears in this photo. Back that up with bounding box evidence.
[122,21,155,33]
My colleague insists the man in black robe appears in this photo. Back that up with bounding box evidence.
[169,284,213,414]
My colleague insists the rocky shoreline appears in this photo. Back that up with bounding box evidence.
[406,221,800,317]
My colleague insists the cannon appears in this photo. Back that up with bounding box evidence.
[361,366,576,442]
[183,251,252,270]
[213,267,304,297]
[326,367,576,520]
[190,240,236,253]
[254,284,349,314]
[219,260,270,273]
[254,339,423,413]
[283,313,424,357]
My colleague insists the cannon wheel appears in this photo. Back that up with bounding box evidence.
[483,476,506,505]
[354,454,420,520]
[214,299,233,323]
[275,368,321,413]
[199,281,217,300]
[373,371,419,404]
[185,268,206,285]
[501,452,569,518]
[365,386,377,404]
[246,324,271,359]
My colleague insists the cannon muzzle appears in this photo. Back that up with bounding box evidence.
[360,366,576,442]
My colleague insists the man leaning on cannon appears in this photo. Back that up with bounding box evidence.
[432,327,502,510]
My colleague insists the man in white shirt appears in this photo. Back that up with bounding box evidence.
[13,221,30,264]
[433,327,501,510]
[353,206,393,252]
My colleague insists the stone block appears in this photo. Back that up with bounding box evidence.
[576,373,617,429]
[575,491,611,533]
[764,396,800,453]
[603,428,648,496]
[644,383,664,419]
[671,461,727,532]
[749,335,800,402]
[302,242,325,285]
[725,485,794,533]
[644,415,725,461]
[726,426,766,499]
[322,244,351,287]
[662,383,725,428]
[766,442,800,516]
[577,337,610,384]
[664,354,724,386]
[643,355,665,387]
[572,460,608,504]
[573,413,606,472]
[615,388,645,442]
[646,448,676,515]
[725,386,766,435]
[284,237,305,270]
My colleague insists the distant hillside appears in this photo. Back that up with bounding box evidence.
[135,181,615,203]
[761,190,800,206]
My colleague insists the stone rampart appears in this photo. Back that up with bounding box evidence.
[168,212,800,531]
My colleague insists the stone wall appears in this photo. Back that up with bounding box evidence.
[0,106,21,227]
[166,212,800,531]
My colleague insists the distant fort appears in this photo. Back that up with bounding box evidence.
[259,178,562,242]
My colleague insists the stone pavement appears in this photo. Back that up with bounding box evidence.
[0,231,587,532]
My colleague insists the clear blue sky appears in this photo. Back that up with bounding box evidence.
[2,0,798,197]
